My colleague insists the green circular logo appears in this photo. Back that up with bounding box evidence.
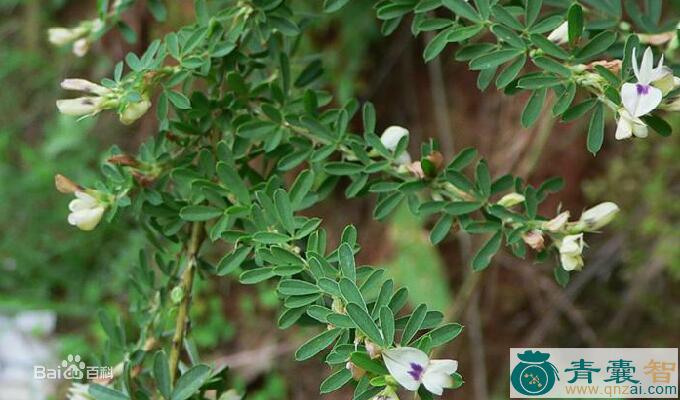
[511,350,559,396]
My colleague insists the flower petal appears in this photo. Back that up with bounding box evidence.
[632,121,649,138]
[382,347,429,391]
[396,151,412,166]
[638,47,654,84]
[621,83,661,117]
[632,47,640,82]
[75,191,98,207]
[615,114,633,140]
[634,86,662,117]
[427,359,459,375]
[422,371,454,396]
[72,207,105,231]
[621,83,639,117]
[380,126,409,152]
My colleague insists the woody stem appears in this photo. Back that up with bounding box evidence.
[168,221,204,384]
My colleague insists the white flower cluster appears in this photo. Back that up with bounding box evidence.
[616,47,679,139]
[56,78,151,125]
[547,22,680,141]
[543,202,620,271]
[48,19,103,57]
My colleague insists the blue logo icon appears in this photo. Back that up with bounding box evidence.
[511,350,560,396]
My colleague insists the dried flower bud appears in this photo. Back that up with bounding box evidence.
[522,230,545,251]
[365,339,382,359]
[638,31,676,46]
[586,59,622,75]
[406,161,425,179]
[132,171,156,188]
[345,361,366,380]
[108,154,140,167]
[54,174,81,193]
[422,151,444,178]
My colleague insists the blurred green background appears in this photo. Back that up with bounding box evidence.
[0,1,678,399]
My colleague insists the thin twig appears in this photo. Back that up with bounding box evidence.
[423,30,454,157]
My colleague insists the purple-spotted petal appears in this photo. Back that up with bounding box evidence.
[621,83,662,117]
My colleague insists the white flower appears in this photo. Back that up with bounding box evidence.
[67,383,94,400]
[497,193,525,208]
[119,98,152,125]
[72,38,90,57]
[559,234,584,271]
[61,79,111,96]
[615,108,648,140]
[547,21,569,45]
[579,202,619,231]
[47,27,86,46]
[68,191,106,231]
[380,126,412,165]
[56,97,103,116]
[382,347,458,396]
[543,211,570,232]
[621,47,666,117]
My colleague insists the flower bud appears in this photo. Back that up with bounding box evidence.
[522,230,545,251]
[61,79,110,96]
[578,202,619,231]
[47,27,85,46]
[380,126,412,165]
[414,151,444,178]
[559,234,584,271]
[496,193,525,208]
[345,361,366,380]
[56,97,102,116]
[543,211,570,232]
[652,67,678,95]
[380,126,409,151]
[365,339,382,359]
[119,98,152,125]
[72,38,90,57]
[54,174,81,194]
[547,21,568,44]
[586,59,622,75]
[406,161,425,179]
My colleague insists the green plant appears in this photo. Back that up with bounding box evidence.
[42,0,677,398]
